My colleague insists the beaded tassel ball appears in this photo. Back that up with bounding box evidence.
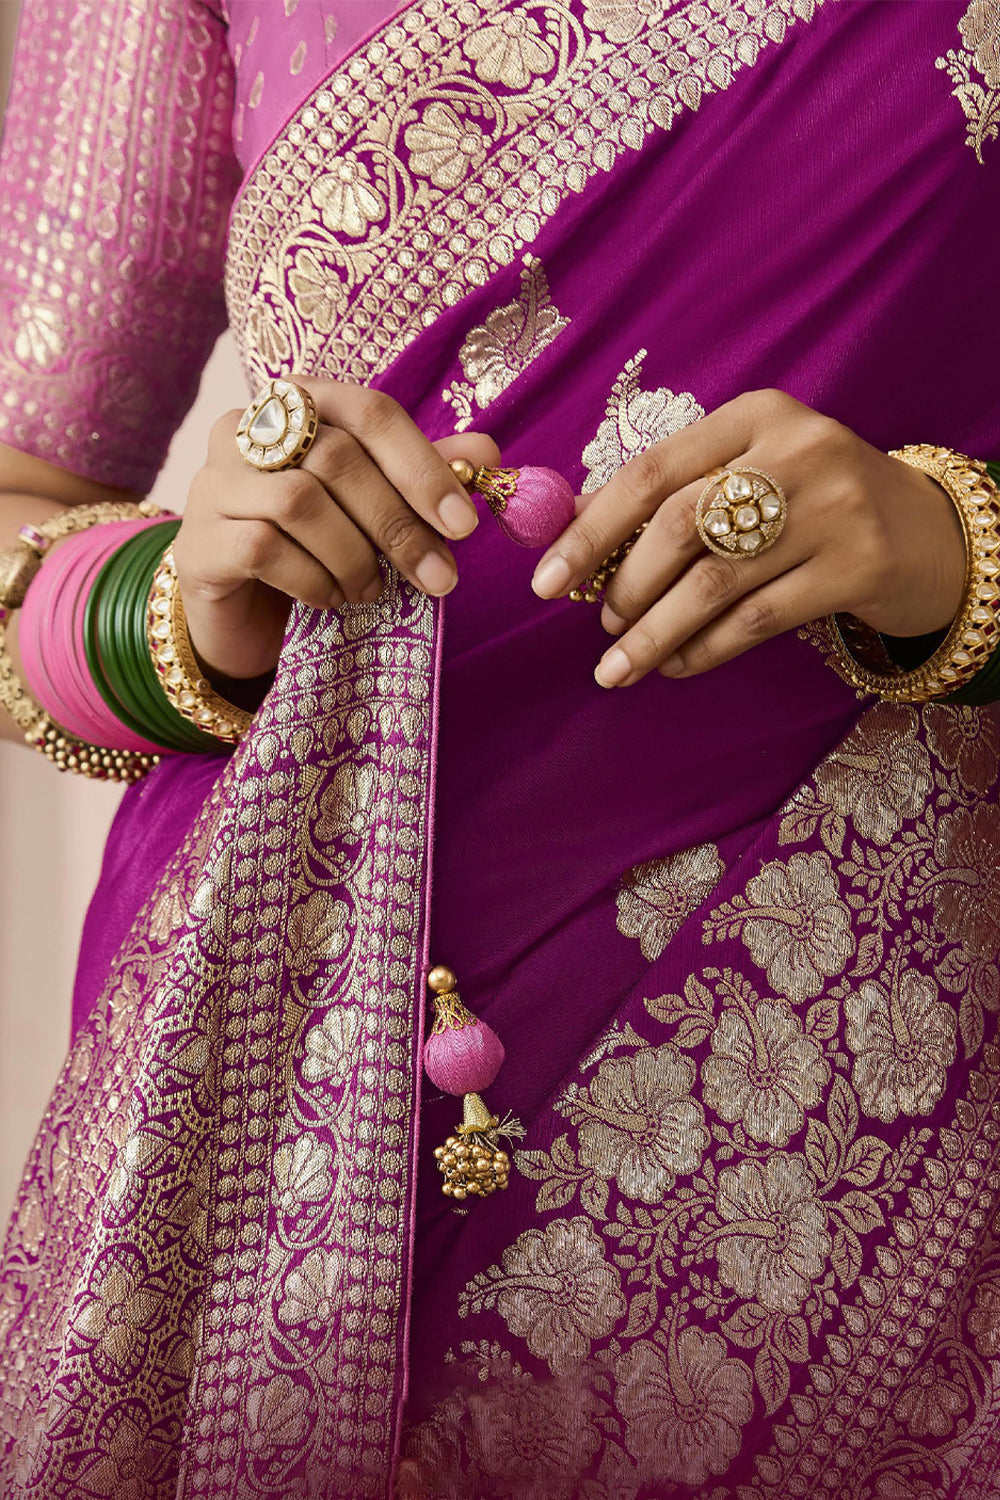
[424,965,521,1201]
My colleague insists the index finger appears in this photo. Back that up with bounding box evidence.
[296,376,489,541]
[530,390,767,599]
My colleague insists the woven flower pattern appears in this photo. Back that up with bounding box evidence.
[464,1217,625,1375]
[617,843,723,961]
[702,999,830,1146]
[404,103,487,189]
[925,703,1000,794]
[740,850,855,1001]
[464,12,555,86]
[960,0,1000,87]
[845,972,957,1123]
[714,1153,831,1313]
[567,1044,709,1200]
[932,804,1000,956]
[813,704,932,844]
[617,1327,754,1485]
[314,158,386,237]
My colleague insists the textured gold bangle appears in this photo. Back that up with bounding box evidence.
[147,548,253,745]
[0,501,164,781]
[827,445,1000,703]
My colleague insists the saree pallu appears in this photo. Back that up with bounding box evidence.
[3,0,1000,1496]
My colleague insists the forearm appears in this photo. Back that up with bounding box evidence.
[0,445,144,748]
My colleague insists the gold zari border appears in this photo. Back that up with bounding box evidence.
[225,0,829,389]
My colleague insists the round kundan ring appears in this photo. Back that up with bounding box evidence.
[695,466,787,558]
[236,378,319,472]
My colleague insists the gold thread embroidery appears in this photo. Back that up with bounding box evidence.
[936,0,1000,164]
[581,349,705,491]
[0,581,436,1498]
[616,840,724,961]
[225,0,829,390]
[442,255,570,430]
[404,696,1000,1495]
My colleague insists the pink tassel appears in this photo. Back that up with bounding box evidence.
[425,965,524,1203]
[455,462,576,548]
[424,1018,505,1095]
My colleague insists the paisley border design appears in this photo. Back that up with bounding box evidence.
[224,0,829,391]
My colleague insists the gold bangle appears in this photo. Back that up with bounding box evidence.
[147,548,253,745]
[0,501,164,781]
[827,445,1000,703]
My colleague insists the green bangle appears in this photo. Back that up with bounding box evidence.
[118,526,220,751]
[85,523,217,752]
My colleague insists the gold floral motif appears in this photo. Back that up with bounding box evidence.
[813,703,933,845]
[226,0,829,391]
[702,998,830,1147]
[273,1133,335,1213]
[71,1251,167,1378]
[288,247,348,335]
[286,890,350,970]
[74,1410,173,1500]
[312,759,378,844]
[713,1153,831,1313]
[460,1217,625,1374]
[581,350,705,492]
[616,841,724,962]
[404,102,488,189]
[313,158,387,236]
[565,1043,709,1201]
[967,1271,1000,1356]
[442,256,569,431]
[617,1322,754,1485]
[925,702,1000,794]
[277,1247,345,1329]
[464,12,556,87]
[896,1361,969,1439]
[931,803,1000,956]
[245,1373,311,1454]
[936,1,1000,162]
[302,1004,363,1086]
[844,969,957,1123]
[734,850,855,1001]
[582,0,663,44]
[246,297,292,369]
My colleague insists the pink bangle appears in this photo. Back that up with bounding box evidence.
[19,519,167,753]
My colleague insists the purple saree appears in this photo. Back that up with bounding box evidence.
[3,0,1000,1496]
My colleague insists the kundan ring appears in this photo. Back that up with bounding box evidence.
[236,378,319,472]
[695,466,787,558]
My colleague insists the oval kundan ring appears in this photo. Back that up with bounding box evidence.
[236,378,319,472]
[695,466,787,558]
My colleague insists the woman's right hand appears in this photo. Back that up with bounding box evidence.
[173,377,500,682]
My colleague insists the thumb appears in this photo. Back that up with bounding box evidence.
[433,431,502,470]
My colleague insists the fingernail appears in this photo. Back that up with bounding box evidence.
[532,554,571,598]
[415,553,458,596]
[660,654,683,676]
[438,492,479,538]
[601,607,627,635]
[595,647,631,688]
[360,579,383,603]
[328,587,345,608]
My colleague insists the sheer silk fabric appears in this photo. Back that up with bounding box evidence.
[3,2,1000,1497]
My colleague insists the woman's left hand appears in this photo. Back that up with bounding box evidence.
[529,389,968,688]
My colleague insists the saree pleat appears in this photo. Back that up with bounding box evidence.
[4,0,1000,1496]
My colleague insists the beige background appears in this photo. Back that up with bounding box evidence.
[0,1,247,1217]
